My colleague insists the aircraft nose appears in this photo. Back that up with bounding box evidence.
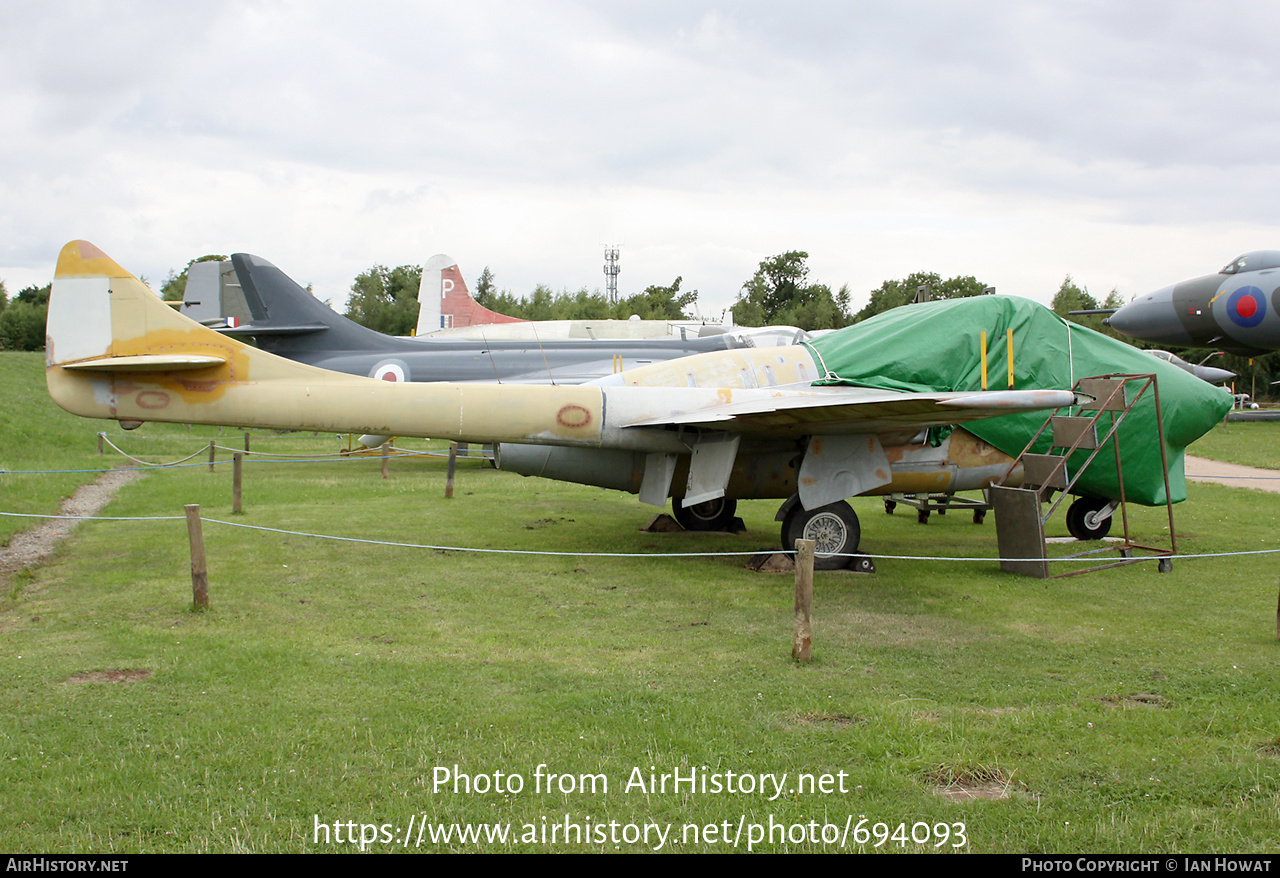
[1107,285,1193,344]
[1195,365,1236,385]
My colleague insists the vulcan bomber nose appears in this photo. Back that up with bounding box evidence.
[1107,285,1194,344]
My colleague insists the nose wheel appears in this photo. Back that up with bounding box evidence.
[672,497,738,532]
[1066,497,1114,540]
[781,500,861,570]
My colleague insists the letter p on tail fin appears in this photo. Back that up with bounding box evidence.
[416,254,527,336]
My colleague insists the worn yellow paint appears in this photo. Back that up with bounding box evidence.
[53,240,134,279]
[621,345,818,389]
[1007,328,1015,390]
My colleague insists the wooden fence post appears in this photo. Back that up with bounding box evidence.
[445,442,458,499]
[793,539,814,662]
[185,504,210,610]
[207,440,216,472]
[232,453,243,514]
[97,432,104,456]
[381,442,390,480]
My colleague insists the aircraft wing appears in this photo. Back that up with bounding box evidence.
[623,386,1082,438]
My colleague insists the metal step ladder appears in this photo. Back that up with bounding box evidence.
[989,374,1177,578]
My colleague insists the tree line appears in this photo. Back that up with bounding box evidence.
[0,281,51,352]
[342,265,699,337]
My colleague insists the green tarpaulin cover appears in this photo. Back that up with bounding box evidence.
[804,296,1233,505]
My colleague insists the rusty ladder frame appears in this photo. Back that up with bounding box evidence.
[989,373,1177,578]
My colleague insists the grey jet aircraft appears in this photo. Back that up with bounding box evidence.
[1107,250,1280,356]
[180,253,742,385]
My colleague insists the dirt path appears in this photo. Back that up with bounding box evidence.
[1184,455,1280,494]
[0,468,144,583]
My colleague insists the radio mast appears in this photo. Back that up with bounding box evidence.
[603,246,620,304]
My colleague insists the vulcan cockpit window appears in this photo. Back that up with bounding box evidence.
[1220,250,1280,275]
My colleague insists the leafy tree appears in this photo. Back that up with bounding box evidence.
[731,252,851,330]
[0,284,51,350]
[614,277,697,320]
[0,303,46,350]
[464,274,697,323]
[344,264,423,335]
[856,272,990,322]
[161,255,228,302]
[14,283,49,306]
[0,283,52,350]
[1050,274,1099,316]
[474,267,497,309]
[1051,274,1128,339]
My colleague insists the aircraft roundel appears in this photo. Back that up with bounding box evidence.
[1226,286,1266,328]
[371,361,407,382]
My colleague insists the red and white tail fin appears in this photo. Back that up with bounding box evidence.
[416,255,527,336]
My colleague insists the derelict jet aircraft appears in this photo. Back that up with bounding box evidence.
[180,253,740,385]
[1107,251,1280,356]
[47,242,1231,568]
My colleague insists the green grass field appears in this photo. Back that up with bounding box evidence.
[2,351,1279,853]
[1188,420,1280,470]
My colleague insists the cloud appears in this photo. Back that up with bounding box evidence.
[4,1,1279,311]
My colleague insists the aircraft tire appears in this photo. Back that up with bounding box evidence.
[782,501,861,571]
[1066,497,1112,540]
[672,497,738,532]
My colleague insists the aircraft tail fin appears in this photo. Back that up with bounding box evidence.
[416,254,527,336]
[46,241,369,426]
[227,253,404,353]
[183,251,409,353]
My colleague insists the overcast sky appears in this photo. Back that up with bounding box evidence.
[3,1,1278,317]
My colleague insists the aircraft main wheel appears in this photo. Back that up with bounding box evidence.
[673,497,738,532]
[782,501,861,571]
[1066,497,1112,540]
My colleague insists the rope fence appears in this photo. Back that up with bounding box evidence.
[0,507,1275,564]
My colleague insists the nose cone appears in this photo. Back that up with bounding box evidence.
[1108,285,1194,344]
[1191,364,1236,384]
